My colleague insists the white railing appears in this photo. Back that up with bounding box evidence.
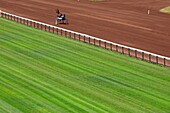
[1,11,170,66]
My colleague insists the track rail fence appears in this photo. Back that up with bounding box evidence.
[1,11,170,67]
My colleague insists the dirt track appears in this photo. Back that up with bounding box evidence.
[1,0,170,57]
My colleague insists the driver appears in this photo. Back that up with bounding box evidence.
[55,9,62,24]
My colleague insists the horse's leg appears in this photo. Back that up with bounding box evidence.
[55,19,58,25]
[66,19,68,24]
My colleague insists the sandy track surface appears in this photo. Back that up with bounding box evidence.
[1,0,170,56]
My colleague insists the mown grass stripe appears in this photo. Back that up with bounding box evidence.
[0,99,22,113]
[0,18,170,113]
[0,36,169,91]
[0,68,72,113]
[0,49,113,112]
[0,42,169,107]
[0,52,116,112]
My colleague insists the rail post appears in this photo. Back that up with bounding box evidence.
[6,14,8,19]
[156,56,158,64]
[10,15,12,20]
[110,43,112,51]
[41,24,42,30]
[94,39,95,46]
[17,17,18,22]
[104,42,106,49]
[36,22,38,28]
[116,45,118,52]
[149,54,151,62]
[52,27,54,33]
[89,37,90,43]
[45,25,46,31]
[64,30,66,36]
[30,21,32,26]
[69,32,71,38]
[135,50,137,58]
[56,28,58,34]
[74,33,76,40]
[122,47,124,54]
[84,36,86,42]
[13,16,15,21]
[35,22,37,27]
[34,22,36,28]
[11,15,14,20]
[78,34,80,41]
[27,20,28,26]
[128,49,130,56]
[164,58,166,66]
[99,40,101,47]
[142,52,144,60]
[48,26,50,32]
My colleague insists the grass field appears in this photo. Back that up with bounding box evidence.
[0,18,170,113]
[160,6,170,14]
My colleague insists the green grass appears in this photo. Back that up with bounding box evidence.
[160,6,170,14]
[0,18,170,113]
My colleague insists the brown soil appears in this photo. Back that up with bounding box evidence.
[1,0,170,57]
